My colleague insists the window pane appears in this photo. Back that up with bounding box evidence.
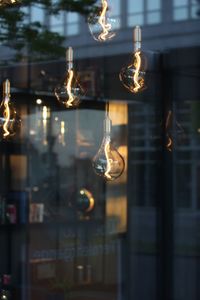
[191,5,199,18]
[147,11,161,24]
[174,0,188,7]
[50,25,64,35]
[66,23,79,36]
[31,5,44,23]
[147,0,161,11]
[128,0,144,13]
[67,12,78,23]
[109,0,120,16]
[20,7,29,24]
[128,14,144,26]
[51,12,64,26]
[173,7,188,20]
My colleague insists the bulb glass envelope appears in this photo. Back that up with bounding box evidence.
[0,79,21,140]
[88,0,119,42]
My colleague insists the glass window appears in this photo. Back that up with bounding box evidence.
[147,11,161,23]
[173,7,188,20]
[147,0,161,10]
[50,12,64,35]
[67,12,78,23]
[66,23,79,36]
[31,5,44,23]
[109,0,121,16]
[191,5,199,18]
[174,0,188,6]
[66,12,79,36]
[127,0,161,27]
[128,14,144,26]
[128,0,144,13]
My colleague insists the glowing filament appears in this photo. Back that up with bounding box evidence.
[104,140,112,180]
[98,0,112,41]
[66,69,74,107]
[3,96,11,138]
[166,136,172,152]
[133,51,144,93]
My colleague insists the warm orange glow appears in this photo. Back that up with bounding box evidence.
[3,96,11,138]
[133,51,145,93]
[166,136,172,152]
[66,69,74,107]
[104,140,112,180]
[98,0,112,41]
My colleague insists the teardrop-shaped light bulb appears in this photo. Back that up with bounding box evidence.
[0,79,21,140]
[92,116,125,181]
[119,26,147,93]
[54,47,84,108]
[88,0,118,42]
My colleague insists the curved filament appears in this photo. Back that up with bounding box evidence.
[104,140,112,180]
[3,97,10,138]
[166,136,172,152]
[133,51,144,93]
[66,69,74,107]
[98,0,112,41]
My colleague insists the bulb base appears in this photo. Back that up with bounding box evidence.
[66,47,73,70]
[3,79,10,97]
[133,26,142,51]
[104,116,112,134]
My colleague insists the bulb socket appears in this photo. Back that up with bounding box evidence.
[3,79,10,96]
[104,116,112,134]
[66,47,73,70]
[133,26,142,51]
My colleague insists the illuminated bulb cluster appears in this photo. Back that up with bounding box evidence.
[54,47,84,108]
[0,79,20,140]
[119,26,146,93]
[92,112,125,181]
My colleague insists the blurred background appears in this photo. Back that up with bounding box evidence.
[0,0,200,300]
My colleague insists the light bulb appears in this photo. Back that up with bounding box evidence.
[119,26,147,93]
[92,115,125,181]
[54,47,84,108]
[0,79,21,140]
[88,0,118,42]
[77,188,95,213]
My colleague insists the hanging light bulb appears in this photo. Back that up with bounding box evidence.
[119,26,147,93]
[92,103,125,181]
[0,79,21,140]
[88,0,118,42]
[77,188,95,214]
[54,47,84,108]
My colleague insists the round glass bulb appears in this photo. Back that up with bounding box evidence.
[54,71,84,108]
[77,189,95,213]
[119,51,147,93]
[0,98,21,140]
[93,136,125,181]
[88,0,119,42]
